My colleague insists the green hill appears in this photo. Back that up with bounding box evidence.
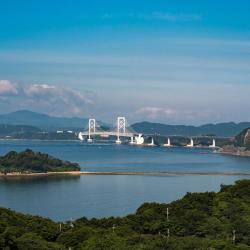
[0,124,41,137]
[0,149,80,174]
[0,179,249,249]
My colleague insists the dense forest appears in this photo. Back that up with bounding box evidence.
[0,149,80,174]
[0,179,249,249]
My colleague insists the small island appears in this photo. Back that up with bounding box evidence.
[0,149,81,175]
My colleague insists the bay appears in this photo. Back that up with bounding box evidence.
[0,140,249,221]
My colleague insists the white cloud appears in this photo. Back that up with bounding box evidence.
[136,107,177,119]
[134,106,220,124]
[0,80,19,95]
[0,80,94,117]
[133,12,201,22]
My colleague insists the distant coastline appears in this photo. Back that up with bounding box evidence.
[1,170,250,178]
[219,145,250,157]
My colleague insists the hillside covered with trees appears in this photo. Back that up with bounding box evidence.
[0,179,249,249]
[0,124,41,137]
[0,149,80,174]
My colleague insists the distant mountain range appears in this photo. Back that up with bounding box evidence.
[0,110,89,131]
[0,110,250,137]
[131,121,250,137]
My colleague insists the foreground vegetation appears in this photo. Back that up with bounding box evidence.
[0,179,249,249]
[0,149,80,174]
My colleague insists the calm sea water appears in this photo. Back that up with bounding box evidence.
[0,140,250,221]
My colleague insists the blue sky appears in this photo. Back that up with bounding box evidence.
[0,0,250,124]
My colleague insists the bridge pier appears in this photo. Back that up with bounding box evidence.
[129,136,134,144]
[115,138,122,144]
[186,138,194,147]
[163,138,172,147]
[209,139,216,148]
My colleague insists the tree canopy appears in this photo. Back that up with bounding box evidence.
[0,179,250,249]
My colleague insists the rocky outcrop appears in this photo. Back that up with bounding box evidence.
[235,128,250,147]
[219,128,250,157]
[243,129,250,146]
[219,145,250,157]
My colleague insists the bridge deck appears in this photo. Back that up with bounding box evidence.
[80,131,137,137]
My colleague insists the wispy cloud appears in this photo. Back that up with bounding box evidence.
[0,80,19,95]
[135,106,219,124]
[0,80,95,117]
[136,107,177,119]
[130,12,201,22]
[103,12,202,22]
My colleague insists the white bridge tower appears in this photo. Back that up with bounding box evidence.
[116,117,126,144]
[88,118,96,142]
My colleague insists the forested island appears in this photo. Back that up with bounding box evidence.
[0,149,80,174]
[0,179,249,249]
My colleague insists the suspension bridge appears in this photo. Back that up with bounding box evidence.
[78,117,143,144]
[77,116,218,148]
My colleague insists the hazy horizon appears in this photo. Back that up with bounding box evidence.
[1,1,250,124]
[1,109,250,127]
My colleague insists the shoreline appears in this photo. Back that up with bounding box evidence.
[219,151,250,158]
[1,170,250,178]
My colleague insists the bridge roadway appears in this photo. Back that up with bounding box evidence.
[80,131,231,140]
[80,131,138,137]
